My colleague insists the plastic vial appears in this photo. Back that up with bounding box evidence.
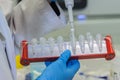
[48,37,55,54]
[86,33,94,52]
[79,35,85,53]
[64,42,71,50]
[31,38,38,45]
[39,37,47,56]
[70,34,76,54]
[96,34,102,52]
[39,37,47,45]
[31,38,38,55]
[86,32,91,38]
[57,36,64,53]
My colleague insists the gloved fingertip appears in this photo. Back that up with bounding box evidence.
[58,49,71,63]
[64,49,71,55]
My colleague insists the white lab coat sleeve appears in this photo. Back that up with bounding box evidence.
[0,39,13,80]
[7,0,66,48]
[0,10,16,80]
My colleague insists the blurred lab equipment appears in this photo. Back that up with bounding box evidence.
[79,72,108,80]
[58,0,87,10]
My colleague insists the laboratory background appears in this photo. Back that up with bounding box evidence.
[0,0,120,80]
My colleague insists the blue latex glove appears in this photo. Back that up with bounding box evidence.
[36,50,80,80]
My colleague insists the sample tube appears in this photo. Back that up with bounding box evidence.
[96,34,102,52]
[57,36,64,53]
[39,37,47,56]
[79,35,85,53]
[31,38,38,55]
[86,33,94,52]
[48,37,55,54]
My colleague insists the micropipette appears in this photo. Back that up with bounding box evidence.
[65,0,76,54]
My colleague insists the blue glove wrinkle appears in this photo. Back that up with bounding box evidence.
[67,60,80,75]
[67,60,76,66]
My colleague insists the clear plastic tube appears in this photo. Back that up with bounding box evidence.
[96,34,102,52]
[86,33,94,52]
[39,37,47,56]
[79,35,85,53]
[57,36,64,53]
[31,38,38,55]
[48,37,55,53]
[39,37,47,45]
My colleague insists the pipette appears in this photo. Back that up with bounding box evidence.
[65,0,76,54]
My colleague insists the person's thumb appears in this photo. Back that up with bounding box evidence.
[58,50,71,63]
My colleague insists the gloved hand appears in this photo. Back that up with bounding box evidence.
[36,50,80,80]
